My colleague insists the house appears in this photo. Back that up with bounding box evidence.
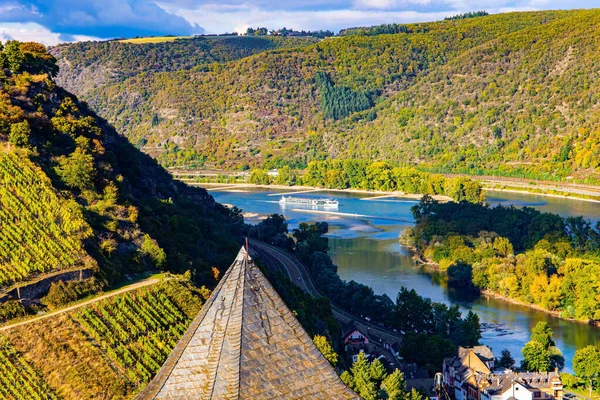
[443,346,495,400]
[343,323,370,345]
[137,247,359,399]
[480,372,563,400]
[444,346,562,400]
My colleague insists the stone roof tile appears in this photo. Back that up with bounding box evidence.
[138,247,358,400]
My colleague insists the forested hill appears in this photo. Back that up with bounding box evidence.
[0,41,242,304]
[53,9,600,182]
[50,35,317,96]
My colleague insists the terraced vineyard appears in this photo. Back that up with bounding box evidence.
[72,286,190,384]
[2,280,204,399]
[0,150,92,288]
[0,336,58,400]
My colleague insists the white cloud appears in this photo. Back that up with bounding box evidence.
[159,2,458,33]
[0,22,100,45]
[352,0,436,11]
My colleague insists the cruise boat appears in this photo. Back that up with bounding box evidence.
[279,196,339,208]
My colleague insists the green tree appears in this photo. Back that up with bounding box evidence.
[56,147,96,190]
[141,234,167,269]
[381,369,406,400]
[313,335,338,366]
[275,165,296,186]
[407,388,425,400]
[461,311,482,347]
[249,168,271,185]
[351,352,378,400]
[370,358,387,382]
[493,237,514,257]
[3,40,24,73]
[522,340,551,372]
[531,322,555,349]
[341,370,354,389]
[498,349,515,369]
[8,120,31,148]
[573,345,600,397]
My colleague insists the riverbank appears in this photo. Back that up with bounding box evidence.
[185,181,453,202]
[175,170,600,204]
[484,186,600,204]
[402,238,598,327]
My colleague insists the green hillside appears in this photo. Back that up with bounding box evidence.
[0,150,93,289]
[0,41,242,314]
[50,35,317,97]
[52,9,600,182]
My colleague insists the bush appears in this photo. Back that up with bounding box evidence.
[0,300,28,322]
[8,120,31,147]
[56,147,96,190]
[141,234,167,269]
[42,278,105,310]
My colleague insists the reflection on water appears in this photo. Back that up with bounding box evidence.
[209,186,600,370]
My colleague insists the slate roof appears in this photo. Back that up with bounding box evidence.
[458,346,494,363]
[137,247,359,400]
[481,371,562,396]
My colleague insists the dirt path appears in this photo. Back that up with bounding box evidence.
[0,277,163,332]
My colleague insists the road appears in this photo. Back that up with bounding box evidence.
[0,277,163,332]
[249,240,403,346]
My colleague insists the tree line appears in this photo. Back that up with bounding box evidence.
[249,160,485,203]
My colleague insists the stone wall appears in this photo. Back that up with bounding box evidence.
[0,269,94,303]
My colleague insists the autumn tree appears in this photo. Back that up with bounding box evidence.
[313,335,338,366]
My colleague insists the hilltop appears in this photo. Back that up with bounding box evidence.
[52,9,600,182]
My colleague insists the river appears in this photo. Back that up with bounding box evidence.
[207,186,600,370]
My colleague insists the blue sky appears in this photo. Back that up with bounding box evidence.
[0,0,598,45]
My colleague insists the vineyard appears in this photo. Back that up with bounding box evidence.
[72,284,194,384]
[0,150,92,289]
[2,280,205,399]
[0,335,58,400]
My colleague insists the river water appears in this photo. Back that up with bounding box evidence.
[207,186,600,370]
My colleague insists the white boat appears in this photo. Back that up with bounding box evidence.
[279,196,339,208]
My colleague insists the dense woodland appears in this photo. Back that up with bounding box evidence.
[404,197,600,321]
[51,9,600,183]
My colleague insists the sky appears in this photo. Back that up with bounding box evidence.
[0,0,598,45]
